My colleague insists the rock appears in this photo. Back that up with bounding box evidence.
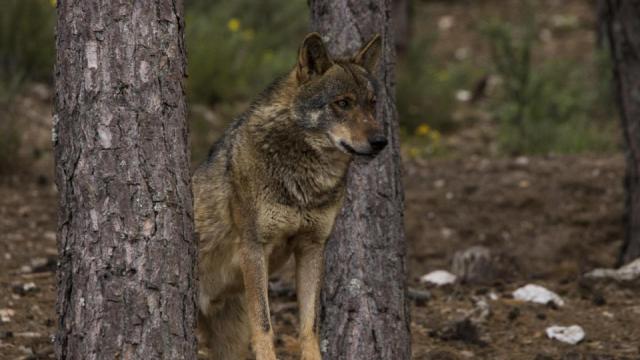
[545,325,585,345]
[15,332,43,338]
[30,256,56,273]
[407,287,432,306]
[420,270,457,286]
[452,246,494,284]
[12,282,38,296]
[513,284,565,307]
[0,308,15,323]
[584,257,640,282]
[514,156,530,166]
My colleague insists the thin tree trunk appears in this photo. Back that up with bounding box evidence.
[602,1,640,265]
[309,1,411,359]
[53,1,197,359]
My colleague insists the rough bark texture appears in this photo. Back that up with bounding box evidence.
[309,1,411,359]
[53,1,197,359]
[602,1,640,265]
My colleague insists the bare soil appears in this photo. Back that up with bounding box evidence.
[1,152,639,359]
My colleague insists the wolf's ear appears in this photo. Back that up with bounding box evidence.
[353,34,382,73]
[297,33,333,84]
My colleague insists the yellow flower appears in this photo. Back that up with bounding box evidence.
[50,0,56,6]
[242,29,255,41]
[408,147,420,158]
[416,123,430,136]
[227,18,240,32]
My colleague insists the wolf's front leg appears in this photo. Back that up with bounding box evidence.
[240,241,277,360]
[295,241,324,360]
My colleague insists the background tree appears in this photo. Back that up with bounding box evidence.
[53,1,197,358]
[601,0,640,265]
[309,1,411,359]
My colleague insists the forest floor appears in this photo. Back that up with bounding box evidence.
[1,149,639,359]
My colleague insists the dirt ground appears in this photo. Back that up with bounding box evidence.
[1,150,639,359]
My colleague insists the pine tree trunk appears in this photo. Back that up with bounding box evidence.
[53,1,197,358]
[309,1,411,359]
[602,1,640,265]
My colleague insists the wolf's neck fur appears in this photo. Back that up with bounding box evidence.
[245,74,351,208]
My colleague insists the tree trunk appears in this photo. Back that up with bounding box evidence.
[602,1,640,265]
[309,1,411,359]
[53,1,197,359]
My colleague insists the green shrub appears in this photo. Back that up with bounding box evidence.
[185,0,308,105]
[0,0,55,85]
[482,18,616,155]
[396,34,480,133]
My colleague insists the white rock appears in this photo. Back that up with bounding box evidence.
[0,309,15,323]
[455,89,471,102]
[15,332,43,338]
[514,156,530,166]
[546,325,585,345]
[585,258,640,281]
[420,270,457,286]
[513,284,564,307]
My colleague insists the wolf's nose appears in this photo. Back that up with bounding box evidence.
[369,135,388,152]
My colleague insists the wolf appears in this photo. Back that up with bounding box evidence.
[193,32,387,360]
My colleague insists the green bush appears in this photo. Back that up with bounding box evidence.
[396,35,480,133]
[0,0,55,85]
[186,0,308,105]
[482,18,616,155]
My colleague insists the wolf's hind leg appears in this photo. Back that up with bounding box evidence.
[199,296,250,360]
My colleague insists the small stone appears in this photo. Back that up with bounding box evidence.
[12,282,38,296]
[452,246,494,284]
[546,325,585,345]
[420,270,457,286]
[460,350,475,358]
[15,332,43,338]
[514,156,530,166]
[513,284,564,307]
[585,258,640,282]
[0,308,15,323]
[407,288,431,306]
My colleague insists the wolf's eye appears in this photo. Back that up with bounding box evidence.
[335,99,350,109]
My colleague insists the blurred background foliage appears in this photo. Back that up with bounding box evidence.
[0,0,620,172]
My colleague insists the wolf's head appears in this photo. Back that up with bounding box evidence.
[292,33,387,157]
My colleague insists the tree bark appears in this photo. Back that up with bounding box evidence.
[53,1,197,359]
[602,1,640,265]
[309,1,411,359]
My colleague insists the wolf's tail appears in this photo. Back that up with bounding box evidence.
[199,295,250,360]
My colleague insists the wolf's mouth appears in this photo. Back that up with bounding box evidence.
[339,141,375,157]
